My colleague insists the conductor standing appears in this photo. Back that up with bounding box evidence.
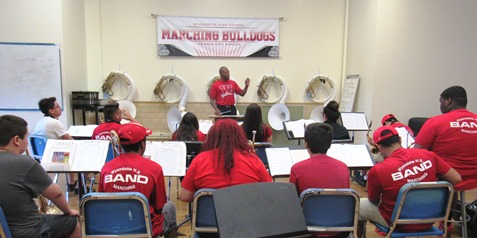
[209,66,250,115]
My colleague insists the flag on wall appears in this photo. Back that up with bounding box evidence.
[157,16,280,57]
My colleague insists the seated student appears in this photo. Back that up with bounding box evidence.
[92,102,138,140]
[172,112,206,141]
[289,122,350,238]
[241,103,273,143]
[179,118,272,203]
[98,123,178,238]
[0,115,80,238]
[381,113,414,136]
[357,126,461,237]
[32,96,76,191]
[322,100,350,140]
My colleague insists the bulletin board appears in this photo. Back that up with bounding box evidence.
[0,43,63,110]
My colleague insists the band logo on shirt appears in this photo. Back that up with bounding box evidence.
[449,117,477,134]
[104,167,149,190]
[391,159,432,181]
[219,84,234,99]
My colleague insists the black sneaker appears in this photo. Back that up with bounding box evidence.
[353,174,367,187]
[67,182,77,192]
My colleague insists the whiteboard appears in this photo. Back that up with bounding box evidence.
[0,43,63,110]
[339,74,360,112]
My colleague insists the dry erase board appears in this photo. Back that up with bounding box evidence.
[0,43,63,110]
[339,74,360,112]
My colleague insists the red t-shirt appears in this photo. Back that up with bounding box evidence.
[367,148,452,232]
[91,121,122,140]
[415,109,477,180]
[289,154,350,194]
[209,79,242,106]
[99,153,167,237]
[171,130,206,141]
[181,149,272,193]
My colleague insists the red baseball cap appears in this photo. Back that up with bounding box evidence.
[118,123,152,145]
[381,114,396,126]
[373,126,399,144]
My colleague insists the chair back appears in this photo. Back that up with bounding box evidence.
[300,188,359,237]
[0,207,12,238]
[29,135,47,162]
[379,181,454,237]
[80,192,152,238]
[213,183,308,238]
[192,189,218,237]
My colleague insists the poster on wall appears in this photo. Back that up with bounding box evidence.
[156,16,280,57]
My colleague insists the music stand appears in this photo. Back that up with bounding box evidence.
[254,142,273,171]
[177,141,204,231]
[183,141,203,168]
[213,183,308,238]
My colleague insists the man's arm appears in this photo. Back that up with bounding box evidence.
[121,109,139,123]
[61,133,74,140]
[179,188,195,203]
[42,183,79,216]
[238,78,250,96]
[440,167,462,185]
[413,144,425,149]
[209,97,221,116]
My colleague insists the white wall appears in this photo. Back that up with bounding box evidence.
[85,0,347,103]
[347,0,477,143]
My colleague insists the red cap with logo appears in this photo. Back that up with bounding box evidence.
[118,123,152,145]
[381,114,396,126]
[373,126,399,144]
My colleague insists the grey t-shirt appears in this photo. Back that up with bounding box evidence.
[0,151,52,237]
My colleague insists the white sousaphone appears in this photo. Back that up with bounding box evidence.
[102,71,138,124]
[257,75,290,130]
[306,75,336,122]
[156,74,189,133]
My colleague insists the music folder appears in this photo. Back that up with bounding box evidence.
[283,119,315,139]
[340,112,369,131]
[41,139,109,172]
[265,144,375,177]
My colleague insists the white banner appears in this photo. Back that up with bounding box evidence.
[157,16,279,57]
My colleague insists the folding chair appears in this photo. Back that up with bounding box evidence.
[373,181,454,238]
[80,192,153,237]
[300,188,360,238]
[0,207,12,238]
[191,189,218,238]
[29,135,47,163]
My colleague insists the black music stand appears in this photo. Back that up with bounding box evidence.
[177,141,204,231]
[254,142,272,171]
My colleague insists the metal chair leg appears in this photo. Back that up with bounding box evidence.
[461,191,468,238]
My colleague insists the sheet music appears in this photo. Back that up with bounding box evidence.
[327,144,374,167]
[340,112,368,130]
[42,139,109,172]
[144,141,154,159]
[41,139,76,171]
[289,149,309,164]
[199,120,214,134]
[67,125,98,137]
[284,119,315,138]
[265,147,294,177]
[70,140,109,171]
[395,127,415,148]
[151,141,186,177]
